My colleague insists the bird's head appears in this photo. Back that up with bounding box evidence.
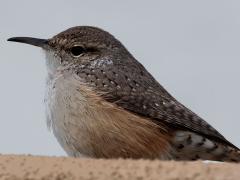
[8,26,130,74]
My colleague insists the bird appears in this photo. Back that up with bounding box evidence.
[8,26,240,162]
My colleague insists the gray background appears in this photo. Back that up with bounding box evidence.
[0,0,239,156]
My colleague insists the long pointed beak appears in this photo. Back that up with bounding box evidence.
[7,37,48,47]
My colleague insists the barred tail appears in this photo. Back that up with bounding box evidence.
[171,131,240,162]
[221,147,240,162]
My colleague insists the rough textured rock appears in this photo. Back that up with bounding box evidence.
[0,154,240,180]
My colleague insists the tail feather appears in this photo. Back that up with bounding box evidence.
[171,131,240,162]
[222,147,240,162]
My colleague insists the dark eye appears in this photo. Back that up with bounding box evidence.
[70,46,85,57]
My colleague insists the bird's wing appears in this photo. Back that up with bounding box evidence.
[76,58,237,149]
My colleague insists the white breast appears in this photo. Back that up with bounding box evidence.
[45,69,105,157]
[44,50,93,156]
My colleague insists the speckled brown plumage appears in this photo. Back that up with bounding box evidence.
[8,26,240,162]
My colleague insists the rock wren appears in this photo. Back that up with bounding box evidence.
[8,26,240,162]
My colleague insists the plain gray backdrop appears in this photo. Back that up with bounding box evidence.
[1,0,240,156]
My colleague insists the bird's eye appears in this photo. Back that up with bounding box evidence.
[70,46,85,57]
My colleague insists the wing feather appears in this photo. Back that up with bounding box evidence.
[76,57,238,149]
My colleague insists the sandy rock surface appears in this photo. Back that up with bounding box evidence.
[0,154,239,180]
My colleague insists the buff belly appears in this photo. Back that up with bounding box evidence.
[45,71,172,159]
